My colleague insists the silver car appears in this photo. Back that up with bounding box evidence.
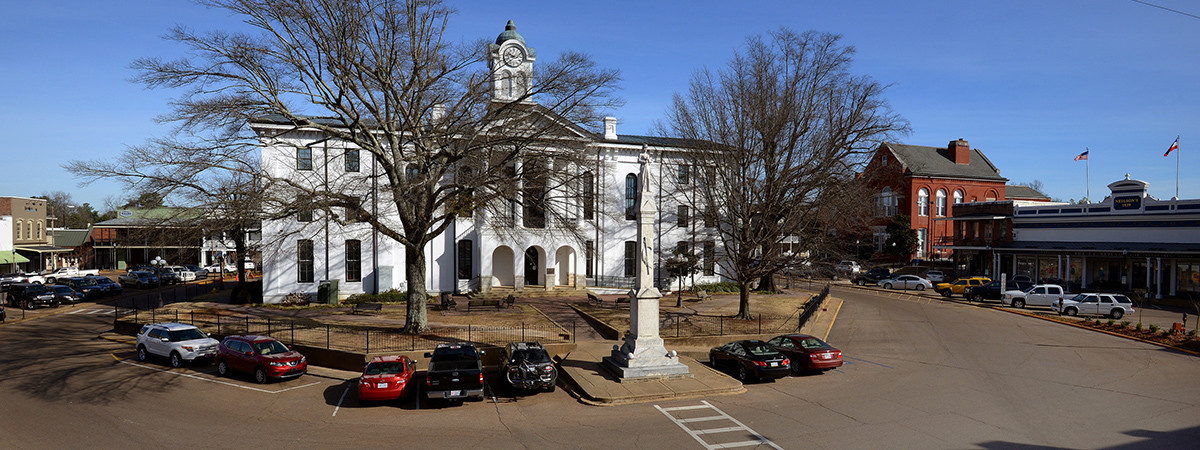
[1052,293,1135,319]
[877,274,932,291]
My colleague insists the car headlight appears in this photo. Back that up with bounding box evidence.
[270,361,285,367]
[181,346,195,352]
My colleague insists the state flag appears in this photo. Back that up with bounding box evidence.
[1164,137,1179,157]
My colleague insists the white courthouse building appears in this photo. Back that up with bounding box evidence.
[255,22,727,303]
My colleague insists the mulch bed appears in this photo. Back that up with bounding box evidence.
[1032,313,1200,353]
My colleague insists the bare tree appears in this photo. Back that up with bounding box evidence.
[660,29,908,319]
[68,0,619,332]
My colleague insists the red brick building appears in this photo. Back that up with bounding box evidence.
[864,139,1008,260]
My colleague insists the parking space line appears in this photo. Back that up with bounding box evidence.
[333,383,351,416]
[115,356,323,394]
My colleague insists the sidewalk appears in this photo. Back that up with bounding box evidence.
[556,340,744,406]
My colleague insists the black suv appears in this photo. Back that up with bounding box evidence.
[500,341,557,392]
[851,268,892,286]
[4,283,59,309]
[968,280,1034,302]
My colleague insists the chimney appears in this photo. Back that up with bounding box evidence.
[603,117,617,140]
[949,138,970,165]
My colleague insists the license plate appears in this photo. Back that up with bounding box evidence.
[770,362,778,367]
[822,354,831,360]
[377,382,388,389]
[450,390,461,397]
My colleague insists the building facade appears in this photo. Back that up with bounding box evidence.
[864,139,1009,260]
[945,176,1200,298]
[256,23,728,303]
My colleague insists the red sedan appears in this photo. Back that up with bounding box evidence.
[767,334,843,373]
[358,355,416,402]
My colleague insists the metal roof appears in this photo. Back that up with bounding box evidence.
[882,143,1007,181]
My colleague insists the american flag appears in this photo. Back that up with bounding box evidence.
[1074,150,1088,161]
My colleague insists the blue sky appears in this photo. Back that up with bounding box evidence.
[2,0,1197,209]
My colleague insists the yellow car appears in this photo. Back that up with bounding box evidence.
[935,277,991,298]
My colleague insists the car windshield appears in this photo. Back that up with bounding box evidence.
[511,349,551,364]
[254,340,290,355]
[52,286,73,294]
[433,346,479,361]
[168,328,208,341]
[745,344,778,356]
[1068,294,1090,302]
[796,337,832,350]
[74,278,97,286]
[365,362,406,375]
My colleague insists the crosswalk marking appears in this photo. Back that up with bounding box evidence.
[656,400,782,450]
[65,308,114,315]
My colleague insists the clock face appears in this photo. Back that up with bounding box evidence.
[502,46,523,67]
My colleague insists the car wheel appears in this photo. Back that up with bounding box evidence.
[709,353,718,369]
[972,293,983,302]
[547,384,556,393]
[169,352,183,368]
[217,359,229,376]
[916,284,925,291]
[939,290,950,297]
[1064,307,1077,317]
[1013,299,1025,309]
[25,300,36,310]
[254,367,268,384]
[736,365,749,382]
[1111,309,1124,320]
[856,280,865,286]
[883,283,893,290]
[137,345,148,362]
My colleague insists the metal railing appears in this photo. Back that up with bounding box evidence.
[115,308,573,352]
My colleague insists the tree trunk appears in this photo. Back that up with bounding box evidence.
[403,245,429,333]
[758,272,778,293]
[735,282,752,320]
[233,228,247,285]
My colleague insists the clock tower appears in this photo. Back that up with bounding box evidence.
[489,20,535,103]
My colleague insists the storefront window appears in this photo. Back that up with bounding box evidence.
[1178,262,1200,294]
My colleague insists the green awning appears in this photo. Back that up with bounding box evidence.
[0,251,30,265]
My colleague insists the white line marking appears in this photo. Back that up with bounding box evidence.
[333,382,351,416]
[117,358,321,394]
[678,416,725,423]
[655,400,782,450]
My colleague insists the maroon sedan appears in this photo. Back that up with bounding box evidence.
[216,335,307,383]
[358,355,416,402]
[767,334,843,373]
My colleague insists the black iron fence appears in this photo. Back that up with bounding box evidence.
[119,279,226,310]
[115,307,573,352]
[656,283,831,338]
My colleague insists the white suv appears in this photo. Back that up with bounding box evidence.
[136,323,220,368]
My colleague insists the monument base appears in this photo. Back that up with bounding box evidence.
[602,334,691,381]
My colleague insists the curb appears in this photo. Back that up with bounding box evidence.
[839,284,1200,357]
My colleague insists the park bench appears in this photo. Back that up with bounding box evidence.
[441,295,457,311]
[351,302,383,314]
[467,299,502,311]
[587,293,603,306]
[503,294,516,308]
[617,295,631,306]
[696,290,712,302]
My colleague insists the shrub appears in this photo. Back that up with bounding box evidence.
[1136,322,1143,331]
[344,289,408,305]
[1189,329,1197,337]
[694,282,741,293]
[1106,319,1115,326]
[281,292,311,306]
[1120,321,1131,328]
[1148,324,1159,333]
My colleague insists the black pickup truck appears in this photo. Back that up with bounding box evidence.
[424,343,485,401]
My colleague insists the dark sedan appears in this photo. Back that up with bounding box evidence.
[767,334,843,373]
[119,271,160,289]
[708,340,791,382]
[61,277,105,299]
[50,285,84,305]
[851,268,891,286]
[87,276,123,296]
[968,280,1034,302]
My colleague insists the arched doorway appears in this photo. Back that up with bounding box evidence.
[491,246,515,287]
[524,247,540,286]
[555,246,575,286]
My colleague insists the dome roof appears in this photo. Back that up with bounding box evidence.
[495,20,524,45]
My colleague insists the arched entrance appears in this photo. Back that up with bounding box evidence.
[491,246,515,287]
[555,246,575,286]
[524,247,540,286]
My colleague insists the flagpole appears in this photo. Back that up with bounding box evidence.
[1176,136,1180,199]
[1085,147,1090,203]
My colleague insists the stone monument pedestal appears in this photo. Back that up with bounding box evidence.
[602,287,691,380]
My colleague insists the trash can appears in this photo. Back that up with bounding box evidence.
[318,280,340,305]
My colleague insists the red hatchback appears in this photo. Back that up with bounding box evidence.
[216,335,307,383]
[358,355,416,402]
[767,334,843,373]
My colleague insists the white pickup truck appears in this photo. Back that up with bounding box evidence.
[44,267,101,284]
[1002,284,1069,308]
